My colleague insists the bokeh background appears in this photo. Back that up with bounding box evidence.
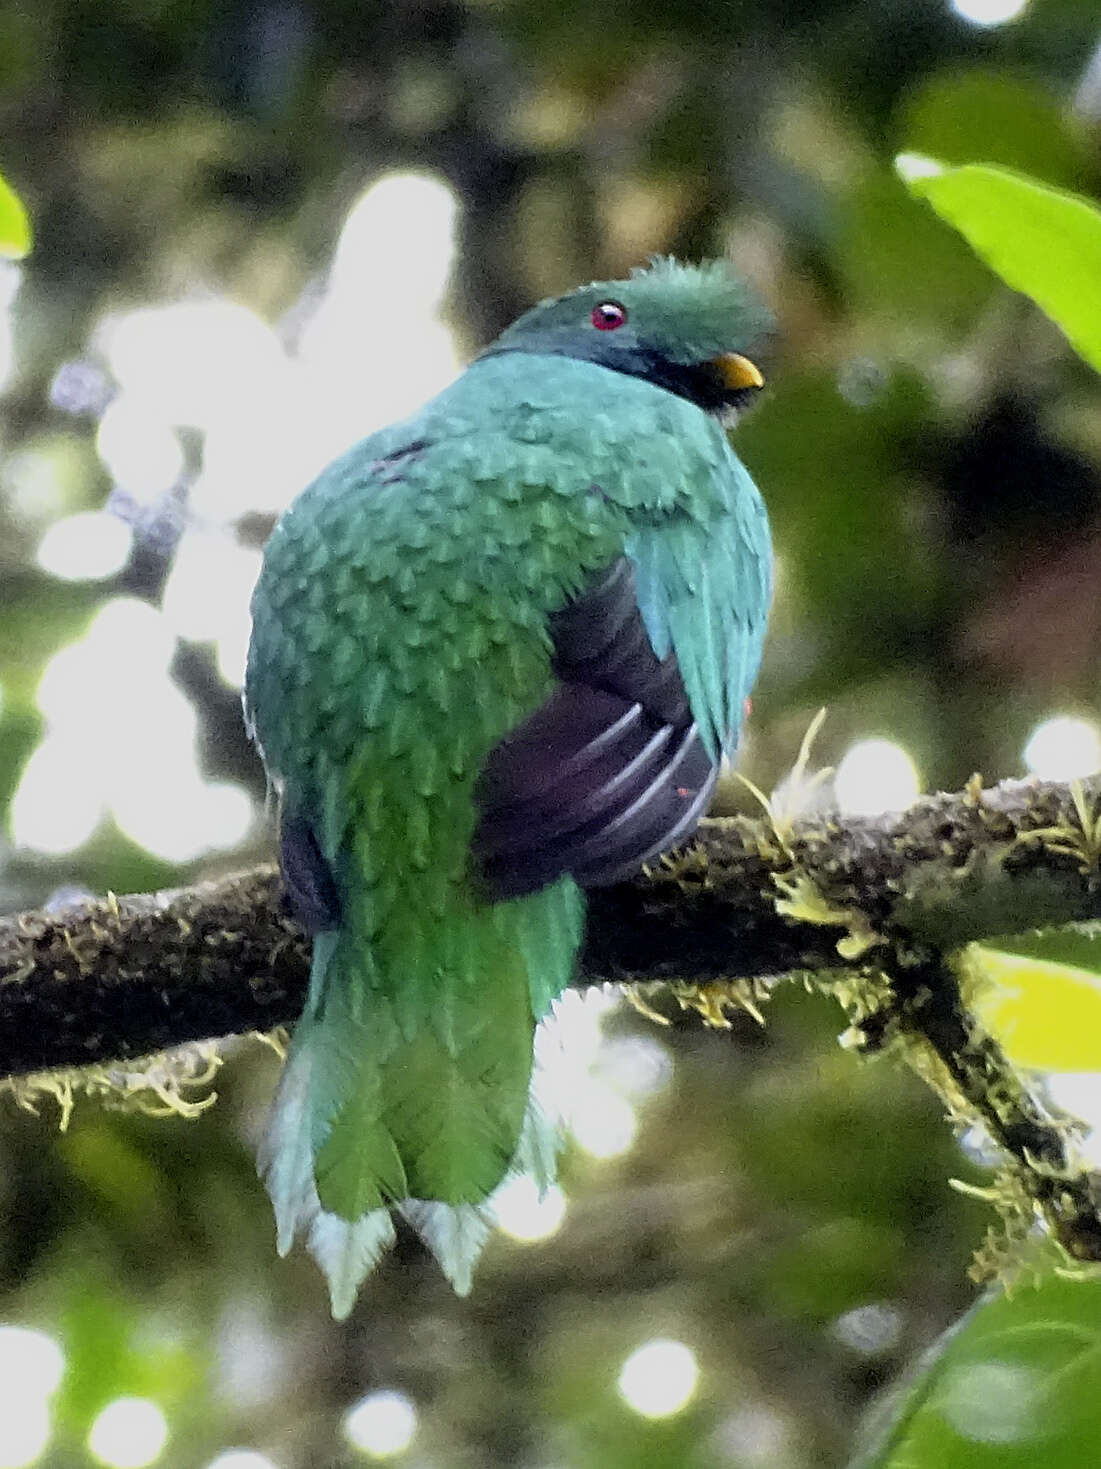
[2,1,1101,1466]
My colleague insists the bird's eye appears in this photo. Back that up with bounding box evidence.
[591,300,627,331]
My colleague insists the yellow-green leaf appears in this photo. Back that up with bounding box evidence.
[960,926,1101,1071]
[0,168,30,258]
[896,157,1101,376]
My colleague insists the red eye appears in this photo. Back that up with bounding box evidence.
[591,300,627,331]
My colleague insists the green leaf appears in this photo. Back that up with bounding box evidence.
[960,925,1101,1071]
[0,167,30,257]
[896,158,1101,376]
[852,1278,1101,1469]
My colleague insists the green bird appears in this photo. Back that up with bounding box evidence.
[244,257,772,1316]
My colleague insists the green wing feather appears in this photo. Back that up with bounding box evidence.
[627,449,771,758]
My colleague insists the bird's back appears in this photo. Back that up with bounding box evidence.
[244,330,769,1312]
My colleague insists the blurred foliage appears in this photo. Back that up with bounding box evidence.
[903,159,1101,372]
[2,1,1101,1467]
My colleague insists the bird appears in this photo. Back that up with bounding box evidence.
[244,256,773,1316]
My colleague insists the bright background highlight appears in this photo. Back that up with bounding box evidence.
[617,1338,700,1418]
[950,0,1029,26]
[205,1453,281,1469]
[14,169,461,868]
[1023,715,1101,781]
[0,1327,64,1469]
[87,1398,168,1469]
[343,1390,418,1458]
[835,738,921,815]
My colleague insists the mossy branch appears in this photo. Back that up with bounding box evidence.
[8,770,1101,1269]
[2,772,1100,1081]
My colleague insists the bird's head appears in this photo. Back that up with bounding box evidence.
[483,257,771,422]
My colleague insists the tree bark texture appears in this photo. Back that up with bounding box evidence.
[2,773,1099,1080]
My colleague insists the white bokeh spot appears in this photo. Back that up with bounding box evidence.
[0,1402,49,1469]
[835,739,920,816]
[101,301,287,431]
[12,597,253,861]
[37,511,133,581]
[162,532,262,688]
[1045,1073,1101,1168]
[343,1390,417,1459]
[567,1080,638,1160]
[204,1453,281,1469]
[10,730,106,854]
[950,0,1028,26]
[1024,716,1101,781]
[0,1327,64,1469]
[96,397,185,504]
[617,1339,699,1418]
[491,1176,567,1243]
[594,1034,674,1101]
[296,171,461,471]
[88,1398,168,1469]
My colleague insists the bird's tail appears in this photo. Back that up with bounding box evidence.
[394,1069,562,1298]
[259,1007,562,1315]
[258,882,580,1317]
[256,934,392,1318]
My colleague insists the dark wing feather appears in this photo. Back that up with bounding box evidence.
[472,558,717,900]
[280,809,342,932]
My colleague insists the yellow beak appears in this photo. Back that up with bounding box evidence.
[711,352,765,390]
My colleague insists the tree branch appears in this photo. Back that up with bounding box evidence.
[2,773,1099,1080]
